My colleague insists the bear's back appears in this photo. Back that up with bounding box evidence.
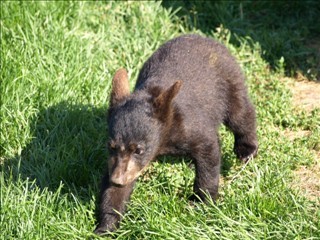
[136,34,247,125]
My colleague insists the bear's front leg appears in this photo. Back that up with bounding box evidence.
[191,136,221,201]
[94,175,135,235]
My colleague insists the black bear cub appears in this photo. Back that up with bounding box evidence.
[95,34,258,234]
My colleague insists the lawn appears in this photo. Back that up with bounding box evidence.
[1,1,319,239]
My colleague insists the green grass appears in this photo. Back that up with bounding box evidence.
[162,0,320,80]
[1,1,319,239]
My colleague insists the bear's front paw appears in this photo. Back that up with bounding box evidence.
[94,213,120,235]
[94,223,117,236]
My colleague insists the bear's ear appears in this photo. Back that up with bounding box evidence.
[153,80,182,121]
[110,68,130,107]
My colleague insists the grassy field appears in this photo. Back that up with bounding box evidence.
[1,1,319,239]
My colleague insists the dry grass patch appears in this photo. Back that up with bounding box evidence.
[282,124,319,203]
[283,46,320,203]
[293,162,320,203]
[283,129,311,141]
[289,77,320,111]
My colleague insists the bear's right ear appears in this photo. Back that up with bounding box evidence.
[110,68,130,107]
[152,80,182,122]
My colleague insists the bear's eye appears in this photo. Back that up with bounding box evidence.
[129,143,144,155]
[108,142,116,151]
[134,147,144,155]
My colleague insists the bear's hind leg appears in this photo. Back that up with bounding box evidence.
[225,95,258,162]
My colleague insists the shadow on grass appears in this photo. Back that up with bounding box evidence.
[2,102,109,200]
[162,0,320,80]
[2,101,236,203]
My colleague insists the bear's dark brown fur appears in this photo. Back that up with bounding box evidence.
[95,34,258,234]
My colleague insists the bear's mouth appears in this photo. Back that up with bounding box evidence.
[110,158,148,186]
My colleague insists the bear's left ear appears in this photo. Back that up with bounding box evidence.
[152,80,182,121]
[110,68,130,107]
